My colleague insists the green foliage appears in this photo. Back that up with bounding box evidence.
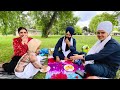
[0,11,79,37]
[115,70,120,79]
[74,25,82,35]
[89,12,118,33]
[52,11,79,35]
[28,11,79,36]
[82,26,88,31]
[0,11,32,36]
[113,11,120,17]
[114,27,119,31]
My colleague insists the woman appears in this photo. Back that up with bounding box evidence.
[15,39,48,79]
[70,21,120,78]
[0,27,33,74]
[53,26,79,62]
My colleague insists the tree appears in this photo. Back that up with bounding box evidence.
[0,11,79,37]
[87,28,91,33]
[0,11,9,35]
[82,26,88,33]
[113,11,120,17]
[51,11,79,35]
[28,11,57,37]
[8,11,25,35]
[83,26,87,31]
[0,11,28,36]
[113,11,120,31]
[42,11,58,37]
[89,12,118,34]
[29,11,79,37]
[74,25,82,35]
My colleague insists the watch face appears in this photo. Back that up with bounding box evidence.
[74,59,78,63]
[74,59,82,65]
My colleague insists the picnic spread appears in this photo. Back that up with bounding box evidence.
[45,57,85,79]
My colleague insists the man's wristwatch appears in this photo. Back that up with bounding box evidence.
[83,55,85,60]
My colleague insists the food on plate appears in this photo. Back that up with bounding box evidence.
[64,64,74,71]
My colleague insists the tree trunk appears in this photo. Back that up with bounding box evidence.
[42,29,48,38]
[2,19,7,36]
[42,11,58,38]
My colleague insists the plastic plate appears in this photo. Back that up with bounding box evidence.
[64,64,74,71]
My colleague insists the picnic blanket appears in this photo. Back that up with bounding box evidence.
[45,58,85,79]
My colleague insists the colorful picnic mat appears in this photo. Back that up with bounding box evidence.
[45,58,85,79]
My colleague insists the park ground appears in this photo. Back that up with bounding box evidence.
[0,35,120,79]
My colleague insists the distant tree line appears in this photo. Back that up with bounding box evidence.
[0,11,81,37]
[0,11,119,37]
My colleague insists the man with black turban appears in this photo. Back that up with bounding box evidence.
[53,26,78,62]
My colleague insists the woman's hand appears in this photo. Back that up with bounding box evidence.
[21,35,28,45]
[29,53,37,63]
[41,65,48,69]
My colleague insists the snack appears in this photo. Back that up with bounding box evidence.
[64,64,74,71]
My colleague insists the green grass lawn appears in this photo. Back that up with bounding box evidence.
[0,35,120,79]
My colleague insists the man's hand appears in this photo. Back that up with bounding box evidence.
[65,38,71,47]
[70,54,84,61]
[64,57,68,60]
[56,56,60,62]
[70,55,85,64]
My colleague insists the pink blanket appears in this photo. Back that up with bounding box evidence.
[45,58,84,79]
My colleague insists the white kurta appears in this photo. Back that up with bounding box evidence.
[15,56,44,79]
[62,37,73,57]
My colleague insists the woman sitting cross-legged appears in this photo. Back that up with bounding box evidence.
[14,39,48,79]
[0,27,33,74]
